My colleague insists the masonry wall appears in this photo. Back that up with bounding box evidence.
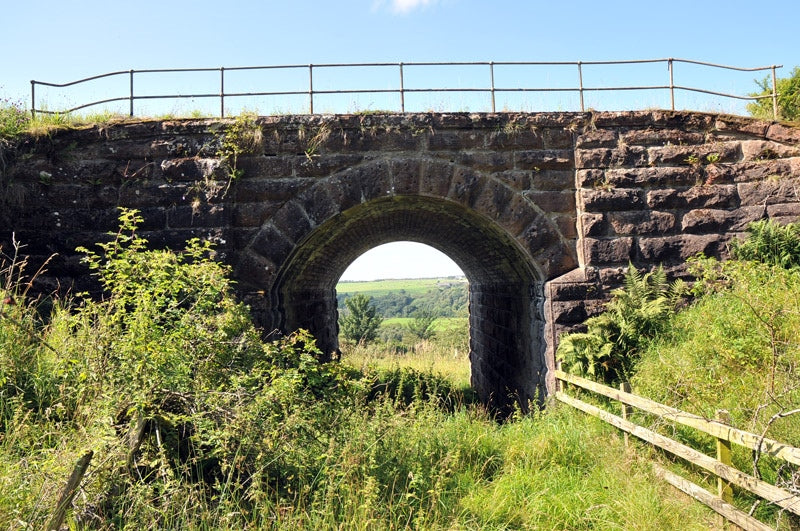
[544,112,800,374]
[2,111,799,403]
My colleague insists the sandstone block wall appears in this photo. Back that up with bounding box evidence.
[2,110,799,406]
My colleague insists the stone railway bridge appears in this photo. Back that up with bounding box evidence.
[2,111,800,411]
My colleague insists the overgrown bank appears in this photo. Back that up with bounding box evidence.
[0,211,713,529]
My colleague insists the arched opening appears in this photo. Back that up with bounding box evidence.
[273,195,547,413]
[336,241,470,388]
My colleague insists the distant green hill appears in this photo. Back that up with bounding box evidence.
[336,277,468,318]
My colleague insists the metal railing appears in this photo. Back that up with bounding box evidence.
[30,58,783,119]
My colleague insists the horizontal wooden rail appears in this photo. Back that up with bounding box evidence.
[554,370,800,527]
[652,464,774,531]
[555,370,800,467]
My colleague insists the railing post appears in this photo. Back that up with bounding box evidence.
[620,382,632,448]
[668,58,675,111]
[772,65,779,120]
[129,69,135,117]
[220,67,225,118]
[30,80,36,120]
[399,62,405,113]
[490,61,496,113]
[308,64,314,115]
[577,62,584,112]
[716,410,733,505]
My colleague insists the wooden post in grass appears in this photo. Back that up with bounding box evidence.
[716,410,734,529]
[47,450,93,531]
[620,382,632,448]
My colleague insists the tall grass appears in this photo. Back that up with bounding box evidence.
[0,212,718,529]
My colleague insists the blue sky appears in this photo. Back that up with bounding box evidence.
[3,0,798,280]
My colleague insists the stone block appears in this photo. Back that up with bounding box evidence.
[711,116,769,138]
[493,193,541,236]
[575,129,617,149]
[232,177,314,203]
[680,207,764,234]
[515,149,573,171]
[582,237,633,265]
[767,202,800,224]
[451,151,514,172]
[580,212,606,237]
[647,143,740,166]
[232,201,282,228]
[738,177,800,206]
[524,190,576,214]
[552,213,579,239]
[160,157,223,182]
[390,158,423,195]
[621,128,705,147]
[740,140,800,162]
[637,234,727,263]
[485,129,545,151]
[427,130,487,150]
[293,153,366,178]
[580,188,643,211]
[543,128,574,149]
[576,169,605,188]
[448,167,486,207]
[532,169,575,191]
[471,180,514,220]
[495,170,534,191]
[575,146,647,169]
[608,211,676,235]
[646,185,738,209]
[767,123,800,144]
[604,166,703,188]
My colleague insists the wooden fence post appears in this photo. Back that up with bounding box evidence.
[47,450,93,530]
[620,382,632,448]
[716,410,734,529]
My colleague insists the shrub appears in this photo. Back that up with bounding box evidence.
[557,264,686,384]
[339,293,383,345]
[406,308,437,340]
[747,66,800,122]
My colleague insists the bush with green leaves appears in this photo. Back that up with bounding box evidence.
[747,66,800,122]
[730,219,800,269]
[406,308,437,340]
[339,292,383,345]
[557,264,686,384]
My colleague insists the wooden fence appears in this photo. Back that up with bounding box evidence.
[554,370,800,531]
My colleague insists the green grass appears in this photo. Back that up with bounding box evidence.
[6,216,794,529]
[336,276,466,297]
[381,316,466,331]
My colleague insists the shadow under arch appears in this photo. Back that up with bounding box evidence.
[274,195,547,413]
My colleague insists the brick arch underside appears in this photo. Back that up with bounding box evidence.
[278,195,546,411]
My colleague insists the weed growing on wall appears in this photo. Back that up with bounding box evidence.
[216,112,262,180]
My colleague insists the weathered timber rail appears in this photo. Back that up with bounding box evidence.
[555,370,800,530]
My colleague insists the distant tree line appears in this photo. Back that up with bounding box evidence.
[336,283,468,319]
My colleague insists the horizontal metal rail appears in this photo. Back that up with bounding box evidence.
[30,58,783,119]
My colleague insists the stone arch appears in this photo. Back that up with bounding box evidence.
[275,194,545,412]
[236,158,577,412]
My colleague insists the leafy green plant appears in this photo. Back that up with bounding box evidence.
[747,66,800,122]
[339,293,383,345]
[730,219,800,269]
[557,264,686,384]
[0,96,29,139]
[406,308,438,340]
[216,111,262,180]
